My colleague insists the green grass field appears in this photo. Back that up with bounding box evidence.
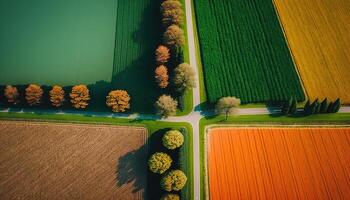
[0,0,165,113]
[0,0,117,86]
[194,0,305,104]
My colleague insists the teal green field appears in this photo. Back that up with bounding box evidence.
[0,0,162,112]
[194,0,305,104]
[0,0,117,86]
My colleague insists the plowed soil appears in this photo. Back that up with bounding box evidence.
[0,121,147,200]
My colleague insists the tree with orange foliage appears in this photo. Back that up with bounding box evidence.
[69,85,90,109]
[49,85,65,107]
[106,90,131,112]
[4,85,20,105]
[155,45,170,64]
[155,65,169,88]
[25,84,43,106]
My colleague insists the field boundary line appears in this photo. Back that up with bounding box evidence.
[271,0,308,102]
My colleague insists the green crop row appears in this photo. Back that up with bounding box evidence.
[194,0,305,104]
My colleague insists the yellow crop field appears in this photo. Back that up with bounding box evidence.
[273,0,350,104]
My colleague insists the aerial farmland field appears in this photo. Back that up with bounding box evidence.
[273,0,350,104]
[194,0,305,104]
[0,0,161,112]
[207,127,350,199]
[0,121,148,199]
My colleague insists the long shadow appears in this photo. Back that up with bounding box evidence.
[111,0,162,114]
[116,143,148,199]
[146,128,181,199]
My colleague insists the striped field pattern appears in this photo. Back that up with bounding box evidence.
[194,0,305,104]
[273,0,350,104]
[208,127,350,199]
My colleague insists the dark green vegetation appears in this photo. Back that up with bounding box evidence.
[194,0,305,104]
[111,0,161,112]
[0,112,193,200]
[199,113,350,200]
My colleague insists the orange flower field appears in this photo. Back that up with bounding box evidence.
[208,127,350,199]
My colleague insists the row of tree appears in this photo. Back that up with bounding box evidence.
[1,84,131,112]
[148,130,187,200]
[282,97,341,115]
[304,98,341,115]
[153,0,195,118]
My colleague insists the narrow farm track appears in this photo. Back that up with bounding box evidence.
[1,0,350,200]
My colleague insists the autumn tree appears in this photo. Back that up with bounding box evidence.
[162,130,184,150]
[106,90,131,112]
[155,95,178,117]
[173,63,196,91]
[49,85,65,107]
[4,85,20,105]
[155,45,170,64]
[161,170,187,192]
[148,152,172,174]
[161,0,184,27]
[216,97,241,120]
[25,84,43,106]
[155,65,169,89]
[163,25,185,48]
[160,0,182,13]
[161,193,180,200]
[70,85,90,109]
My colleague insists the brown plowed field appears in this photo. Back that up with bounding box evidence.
[0,121,148,200]
[208,127,350,200]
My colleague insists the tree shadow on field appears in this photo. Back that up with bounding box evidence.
[111,0,162,114]
[146,128,180,199]
[116,143,148,198]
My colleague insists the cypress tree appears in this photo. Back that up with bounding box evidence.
[319,98,328,113]
[310,99,318,114]
[289,98,297,115]
[281,98,292,115]
[304,100,311,115]
[327,101,334,113]
[332,98,341,113]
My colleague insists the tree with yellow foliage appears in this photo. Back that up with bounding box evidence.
[70,85,90,109]
[4,85,20,105]
[49,85,65,107]
[25,84,43,106]
[163,25,185,48]
[106,90,131,112]
[155,65,169,89]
